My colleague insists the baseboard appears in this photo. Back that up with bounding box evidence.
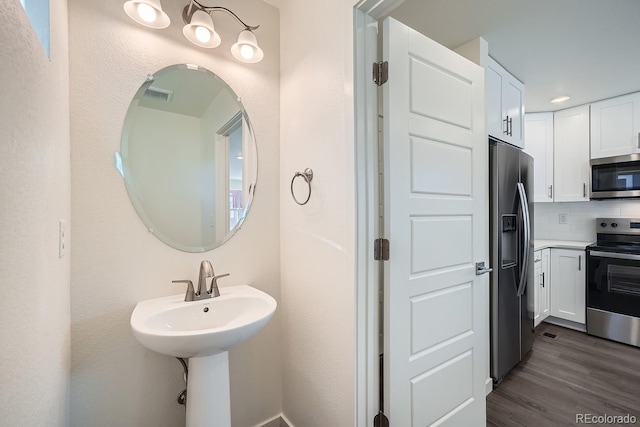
[485,377,493,396]
[258,414,293,427]
[280,414,294,427]
[543,317,586,333]
[259,415,282,427]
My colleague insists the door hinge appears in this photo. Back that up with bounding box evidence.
[373,61,388,86]
[373,411,390,427]
[374,238,390,261]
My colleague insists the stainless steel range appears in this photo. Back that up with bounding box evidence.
[586,218,640,347]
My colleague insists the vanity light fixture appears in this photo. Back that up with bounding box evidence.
[183,9,221,48]
[551,95,571,104]
[123,0,263,63]
[123,0,170,29]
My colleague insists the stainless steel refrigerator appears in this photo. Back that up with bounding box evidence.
[489,138,536,386]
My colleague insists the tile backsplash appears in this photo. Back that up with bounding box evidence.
[535,200,640,242]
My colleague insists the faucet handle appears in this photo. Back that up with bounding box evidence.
[172,280,195,302]
[208,273,230,297]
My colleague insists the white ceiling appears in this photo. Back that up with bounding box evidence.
[389,0,640,112]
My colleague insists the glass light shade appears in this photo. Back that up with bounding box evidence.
[183,10,221,49]
[194,26,211,43]
[137,3,156,23]
[231,30,264,64]
[123,0,170,29]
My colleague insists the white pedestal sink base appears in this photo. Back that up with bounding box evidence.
[186,352,231,427]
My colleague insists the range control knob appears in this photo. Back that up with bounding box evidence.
[600,222,607,228]
[612,223,618,228]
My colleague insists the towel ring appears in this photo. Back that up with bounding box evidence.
[291,168,313,205]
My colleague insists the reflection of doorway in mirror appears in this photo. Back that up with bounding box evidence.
[228,122,244,231]
[215,112,246,240]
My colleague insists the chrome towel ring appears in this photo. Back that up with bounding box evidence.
[291,168,313,205]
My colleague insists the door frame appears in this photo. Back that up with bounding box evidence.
[353,1,406,426]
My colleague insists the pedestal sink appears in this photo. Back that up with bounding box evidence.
[130,285,276,427]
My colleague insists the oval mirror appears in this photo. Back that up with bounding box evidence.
[120,64,257,252]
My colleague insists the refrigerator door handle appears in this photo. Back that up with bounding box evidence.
[516,182,531,297]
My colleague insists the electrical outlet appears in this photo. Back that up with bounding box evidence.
[59,220,66,258]
[559,214,568,224]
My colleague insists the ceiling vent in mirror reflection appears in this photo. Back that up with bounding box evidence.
[119,64,258,253]
[143,87,174,102]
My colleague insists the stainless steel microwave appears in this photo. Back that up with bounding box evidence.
[591,154,640,199]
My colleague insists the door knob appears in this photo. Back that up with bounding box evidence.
[476,262,493,275]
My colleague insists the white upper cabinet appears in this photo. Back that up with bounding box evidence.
[554,105,590,202]
[590,92,640,159]
[486,57,525,148]
[525,113,554,202]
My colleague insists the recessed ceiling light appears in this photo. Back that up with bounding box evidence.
[551,95,570,104]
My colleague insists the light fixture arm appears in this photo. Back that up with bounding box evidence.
[182,0,260,31]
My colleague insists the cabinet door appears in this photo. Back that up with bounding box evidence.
[534,249,551,327]
[550,249,586,324]
[533,251,542,327]
[486,57,525,148]
[590,92,640,159]
[554,105,590,202]
[540,249,550,322]
[486,62,504,139]
[525,113,554,202]
[502,73,525,148]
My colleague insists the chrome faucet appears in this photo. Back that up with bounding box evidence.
[197,260,215,297]
[173,260,229,301]
[209,271,230,297]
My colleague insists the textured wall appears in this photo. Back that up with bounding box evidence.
[68,0,281,426]
[278,0,357,425]
[0,0,70,425]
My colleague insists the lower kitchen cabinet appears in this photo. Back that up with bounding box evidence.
[533,249,550,327]
[550,248,586,324]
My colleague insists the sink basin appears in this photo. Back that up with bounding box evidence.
[131,285,276,358]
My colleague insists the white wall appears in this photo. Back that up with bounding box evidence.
[535,200,640,241]
[126,107,205,248]
[0,0,70,425]
[278,0,357,425]
[68,0,281,426]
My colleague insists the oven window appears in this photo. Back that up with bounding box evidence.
[588,254,640,318]
[608,265,640,296]
[592,162,640,192]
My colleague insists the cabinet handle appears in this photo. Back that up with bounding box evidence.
[578,255,582,271]
[638,132,640,149]
[541,272,545,287]
[503,116,509,135]
[583,183,587,198]
[548,185,553,199]
[508,117,513,137]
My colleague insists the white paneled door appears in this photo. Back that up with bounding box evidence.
[382,17,488,426]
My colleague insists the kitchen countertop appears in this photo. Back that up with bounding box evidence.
[534,240,593,251]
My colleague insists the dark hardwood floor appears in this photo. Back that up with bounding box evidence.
[487,324,640,426]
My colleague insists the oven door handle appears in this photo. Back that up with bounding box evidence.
[589,251,640,261]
